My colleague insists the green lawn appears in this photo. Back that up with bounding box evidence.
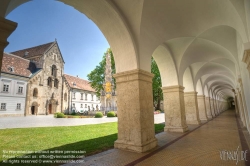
[0,122,164,165]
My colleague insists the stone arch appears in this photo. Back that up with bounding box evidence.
[196,79,204,95]
[31,101,38,115]
[152,44,178,87]
[183,67,195,92]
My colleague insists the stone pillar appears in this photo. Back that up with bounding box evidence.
[113,69,157,153]
[236,94,246,127]
[197,95,208,121]
[210,99,216,117]
[0,17,17,71]
[205,97,213,119]
[162,85,188,132]
[184,92,201,125]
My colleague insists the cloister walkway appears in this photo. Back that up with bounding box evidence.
[64,109,250,166]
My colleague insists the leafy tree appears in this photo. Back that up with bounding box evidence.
[87,48,115,97]
[87,49,163,111]
[151,57,163,110]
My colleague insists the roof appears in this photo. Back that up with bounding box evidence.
[1,53,37,77]
[63,74,95,92]
[10,42,54,59]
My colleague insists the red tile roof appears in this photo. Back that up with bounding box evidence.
[10,42,54,59]
[1,53,37,77]
[64,74,95,92]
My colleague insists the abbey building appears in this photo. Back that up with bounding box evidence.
[0,41,100,116]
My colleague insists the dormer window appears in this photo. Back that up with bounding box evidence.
[8,66,14,72]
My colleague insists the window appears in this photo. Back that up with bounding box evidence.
[18,86,23,94]
[47,77,52,87]
[3,84,9,92]
[54,79,59,88]
[91,94,94,101]
[73,103,75,108]
[73,92,76,99]
[81,93,83,100]
[85,94,87,101]
[51,65,57,77]
[85,104,87,108]
[64,93,67,101]
[16,103,21,110]
[0,103,6,110]
[33,88,38,97]
[81,104,83,108]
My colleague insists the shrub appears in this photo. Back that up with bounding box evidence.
[95,112,103,118]
[107,111,116,117]
[55,112,65,118]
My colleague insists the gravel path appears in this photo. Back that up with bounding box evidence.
[0,113,165,129]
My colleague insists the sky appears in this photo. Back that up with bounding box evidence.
[4,0,110,80]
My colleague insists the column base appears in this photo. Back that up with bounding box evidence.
[200,118,208,121]
[186,120,201,125]
[164,126,189,132]
[207,115,213,119]
[114,138,157,153]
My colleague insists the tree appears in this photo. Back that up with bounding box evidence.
[87,48,116,97]
[151,57,163,110]
[87,49,163,111]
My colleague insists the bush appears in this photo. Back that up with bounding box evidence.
[95,112,103,118]
[107,111,116,117]
[54,112,65,118]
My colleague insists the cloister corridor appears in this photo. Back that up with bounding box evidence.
[1,0,250,165]
[64,109,250,166]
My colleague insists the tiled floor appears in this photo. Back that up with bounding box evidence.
[64,110,249,166]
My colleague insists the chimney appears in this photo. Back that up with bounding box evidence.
[76,75,78,77]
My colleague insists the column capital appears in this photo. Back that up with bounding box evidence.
[184,91,198,96]
[113,69,153,83]
[205,97,210,100]
[162,85,185,93]
[0,17,17,48]
[197,95,205,98]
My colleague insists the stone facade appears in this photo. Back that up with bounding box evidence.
[162,85,188,132]
[184,92,201,125]
[114,69,157,153]
[25,42,64,115]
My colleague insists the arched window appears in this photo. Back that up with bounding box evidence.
[47,77,52,87]
[64,93,67,101]
[33,88,38,97]
[51,65,57,77]
[54,79,59,88]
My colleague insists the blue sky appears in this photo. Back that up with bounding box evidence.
[4,0,109,80]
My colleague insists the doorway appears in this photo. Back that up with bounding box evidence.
[49,104,52,114]
[31,106,35,115]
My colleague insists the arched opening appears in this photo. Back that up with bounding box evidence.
[54,78,58,88]
[33,88,38,97]
[51,65,57,77]
[64,93,67,101]
[47,77,52,87]
[31,102,38,115]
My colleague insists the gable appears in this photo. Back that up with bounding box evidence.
[44,42,65,65]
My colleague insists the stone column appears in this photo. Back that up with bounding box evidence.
[236,94,246,127]
[184,92,201,125]
[113,69,157,153]
[197,95,208,121]
[205,97,213,119]
[210,99,216,117]
[162,85,188,132]
[0,17,17,71]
